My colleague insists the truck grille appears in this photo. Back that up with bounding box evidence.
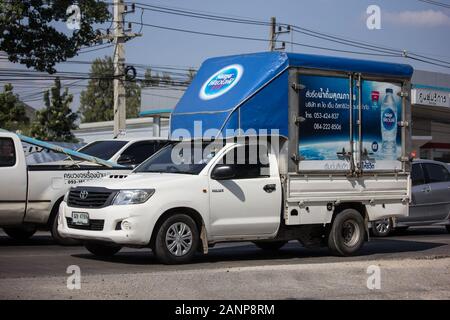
[66,218,105,231]
[68,188,116,208]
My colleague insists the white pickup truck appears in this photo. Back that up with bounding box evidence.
[58,52,414,263]
[0,132,166,243]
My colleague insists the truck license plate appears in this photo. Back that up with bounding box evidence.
[72,212,89,225]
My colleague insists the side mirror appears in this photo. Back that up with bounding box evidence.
[117,154,135,165]
[211,165,235,180]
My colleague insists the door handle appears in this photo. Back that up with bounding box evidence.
[263,184,276,193]
[421,186,431,193]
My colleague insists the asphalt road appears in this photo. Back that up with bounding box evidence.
[0,227,449,299]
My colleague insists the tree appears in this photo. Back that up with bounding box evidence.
[187,68,197,83]
[143,68,160,87]
[31,77,78,142]
[161,72,172,86]
[0,0,110,73]
[79,56,141,122]
[0,84,30,132]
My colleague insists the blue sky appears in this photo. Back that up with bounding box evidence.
[2,0,450,111]
[120,0,450,69]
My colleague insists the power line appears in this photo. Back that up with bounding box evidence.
[77,44,114,54]
[417,0,450,9]
[131,3,450,69]
[127,20,405,58]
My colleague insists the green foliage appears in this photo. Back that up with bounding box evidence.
[0,0,110,73]
[187,68,197,83]
[143,68,160,87]
[30,77,78,142]
[0,84,30,132]
[79,56,141,123]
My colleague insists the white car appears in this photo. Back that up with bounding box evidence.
[0,132,166,244]
[75,138,167,168]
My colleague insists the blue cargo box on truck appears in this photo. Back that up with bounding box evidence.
[170,51,413,174]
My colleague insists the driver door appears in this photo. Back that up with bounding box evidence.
[208,143,281,238]
[0,136,27,225]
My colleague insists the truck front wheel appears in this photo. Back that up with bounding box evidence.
[3,226,36,241]
[328,209,365,256]
[85,242,122,257]
[153,214,199,265]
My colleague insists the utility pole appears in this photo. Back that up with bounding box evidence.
[269,17,276,51]
[269,17,291,52]
[105,0,141,138]
[113,0,126,138]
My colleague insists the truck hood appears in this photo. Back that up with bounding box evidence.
[75,172,200,190]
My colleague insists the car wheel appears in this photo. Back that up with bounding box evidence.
[85,242,122,257]
[371,218,392,237]
[51,211,80,246]
[328,209,365,256]
[154,214,199,265]
[3,226,37,241]
[253,241,287,251]
[446,225,450,234]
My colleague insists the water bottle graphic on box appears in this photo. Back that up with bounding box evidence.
[380,88,397,159]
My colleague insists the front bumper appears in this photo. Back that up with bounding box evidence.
[57,201,155,246]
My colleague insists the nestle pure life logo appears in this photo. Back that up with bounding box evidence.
[382,108,396,130]
[199,64,244,100]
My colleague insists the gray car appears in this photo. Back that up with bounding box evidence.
[372,159,450,237]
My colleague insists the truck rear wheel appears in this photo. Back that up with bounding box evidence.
[85,242,122,257]
[253,241,287,251]
[3,226,37,241]
[328,209,365,256]
[153,214,199,265]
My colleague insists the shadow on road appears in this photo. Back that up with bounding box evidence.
[71,235,449,267]
[0,234,56,246]
[0,227,446,247]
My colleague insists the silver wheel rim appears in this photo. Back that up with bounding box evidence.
[375,219,390,234]
[165,222,193,257]
[342,220,361,247]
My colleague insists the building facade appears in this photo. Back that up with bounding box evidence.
[411,70,450,163]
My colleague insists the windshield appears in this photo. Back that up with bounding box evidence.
[135,141,223,175]
[77,140,128,160]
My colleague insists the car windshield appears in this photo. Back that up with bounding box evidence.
[134,141,223,175]
[77,140,128,160]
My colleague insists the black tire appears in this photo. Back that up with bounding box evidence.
[371,218,393,237]
[253,241,287,251]
[85,242,122,257]
[50,205,80,246]
[3,226,37,241]
[153,214,199,265]
[328,208,365,256]
[446,225,450,234]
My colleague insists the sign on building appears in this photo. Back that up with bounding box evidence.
[412,88,450,108]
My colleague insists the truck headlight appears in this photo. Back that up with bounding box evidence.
[112,189,155,205]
